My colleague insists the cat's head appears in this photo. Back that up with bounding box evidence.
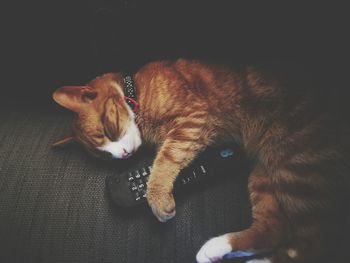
[52,73,142,159]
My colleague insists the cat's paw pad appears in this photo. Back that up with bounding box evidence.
[146,186,176,222]
[196,235,232,263]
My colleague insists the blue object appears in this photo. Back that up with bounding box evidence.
[220,148,234,158]
[223,251,256,259]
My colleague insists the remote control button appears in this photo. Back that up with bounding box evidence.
[141,189,147,198]
[138,182,145,190]
[145,166,151,175]
[134,191,141,201]
[220,148,234,158]
[192,170,197,179]
[141,167,148,177]
[135,170,141,179]
[199,165,207,174]
[187,176,192,183]
[128,172,135,182]
[130,182,138,192]
[142,176,149,183]
[181,177,190,185]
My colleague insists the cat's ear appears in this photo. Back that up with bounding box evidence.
[52,86,97,112]
[52,135,76,148]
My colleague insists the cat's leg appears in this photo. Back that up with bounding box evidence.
[196,165,289,263]
[146,125,208,222]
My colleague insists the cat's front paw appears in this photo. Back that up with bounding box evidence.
[146,184,176,222]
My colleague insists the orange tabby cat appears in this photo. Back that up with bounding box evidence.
[53,59,349,263]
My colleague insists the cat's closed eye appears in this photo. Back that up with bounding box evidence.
[82,91,98,101]
[94,133,105,139]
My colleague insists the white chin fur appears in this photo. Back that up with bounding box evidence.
[98,114,142,159]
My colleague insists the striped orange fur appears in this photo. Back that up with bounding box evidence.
[53,59,350,262]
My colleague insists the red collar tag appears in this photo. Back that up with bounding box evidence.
[124,96,140,113]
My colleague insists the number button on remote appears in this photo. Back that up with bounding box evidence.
[134,191,141,201]
[137,181,145,191]
[199,165,206,174]
[192,170,197,179]
[141,167,148,177]
[141,189,147,198]
[130,182,138,191]
[128,172,135,182]
[135,170,141,179]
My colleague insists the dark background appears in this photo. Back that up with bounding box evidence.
[1,1,349,107]
[0,2,349,263]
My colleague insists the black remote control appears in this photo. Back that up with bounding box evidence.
[105,144,247,207]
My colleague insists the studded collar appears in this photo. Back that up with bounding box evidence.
[123,75,139,113]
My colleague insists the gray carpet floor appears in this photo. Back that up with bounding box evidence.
[0,104,252,263]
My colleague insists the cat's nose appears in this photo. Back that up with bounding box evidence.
[122,148,130,158]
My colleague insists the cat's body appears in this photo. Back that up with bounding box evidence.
[53,59,349,263]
